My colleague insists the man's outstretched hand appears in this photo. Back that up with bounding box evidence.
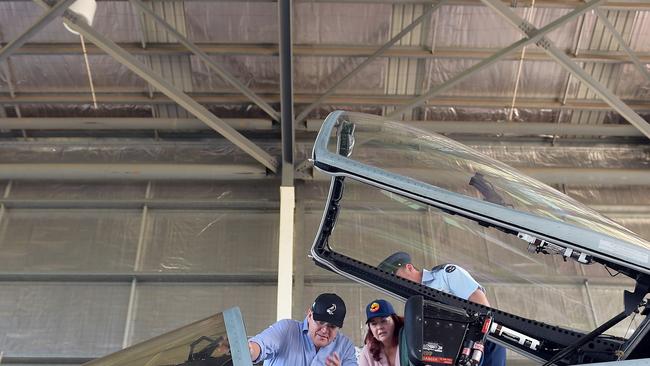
[325,351,341,366]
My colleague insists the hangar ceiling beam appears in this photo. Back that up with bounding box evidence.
[1,198,648,217]
[0,163,268,180]
[0,198,282,210]
[295,0,445,124]
[129,0,281,121]
[3,92,650,111]
[480,0,650,139]
[33,0,278,173]
[387,0,603,119]
[7,0,650,11]
[0,163,648,186]
[0,117,274,130]
[0,0,76,64]
[11,43,650,65]
[0,118,644,138]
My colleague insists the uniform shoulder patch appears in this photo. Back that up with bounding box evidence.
[445,265,456,273]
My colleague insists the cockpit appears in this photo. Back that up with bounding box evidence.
[310,111,650,365]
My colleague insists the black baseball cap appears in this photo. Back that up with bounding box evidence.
[311,293,346,328]
[378,251,411,274]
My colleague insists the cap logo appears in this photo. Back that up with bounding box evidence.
[327,304,336,315]
[369,302,380,312]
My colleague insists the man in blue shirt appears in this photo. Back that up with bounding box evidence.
[378,252,506,366]
[248,293,358,366]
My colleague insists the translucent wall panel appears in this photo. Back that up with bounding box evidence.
[0,282,129,357]
[0,209,140,272]
[491,283,594,331]
[140,210,279,272]
[617,219,650,241]
[131,283,277,344]
[10,55,144,90]
[587,285,645,339]
[153,181,280,201]
[567,186,650,205]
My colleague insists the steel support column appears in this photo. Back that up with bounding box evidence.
[33,0,278,173]
[277,186,295,320]
[295,0,445,124]
[292,182,305,320]
[387,0,603,118]
[276,0,296,321]
[130,0,281,121]
[279,0,295,185]
[0,0,76,63]
[480,0,650,139]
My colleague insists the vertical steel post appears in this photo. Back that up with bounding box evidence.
[277,0,296,321]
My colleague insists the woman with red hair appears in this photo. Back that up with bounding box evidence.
[359,299,404,366]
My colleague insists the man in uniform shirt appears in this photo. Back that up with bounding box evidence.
[378,252,506,366]
[248,293,357,366]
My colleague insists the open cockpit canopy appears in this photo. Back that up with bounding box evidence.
[312,111,650,276]
[310,111,650,365]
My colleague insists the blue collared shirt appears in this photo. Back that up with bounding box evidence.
[421,264,483,300]
[249,317,358,366]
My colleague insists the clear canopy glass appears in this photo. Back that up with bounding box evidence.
[312,111,650,335]
[314,111,650,270]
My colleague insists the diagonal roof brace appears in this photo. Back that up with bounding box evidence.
[594,8,650,83]
[32,0,278,173]
[387,0,603,119]
[479,0,650,140]
[295,0,447,124]
[129,0,281,121]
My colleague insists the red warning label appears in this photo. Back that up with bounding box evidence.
[422,355,453,364]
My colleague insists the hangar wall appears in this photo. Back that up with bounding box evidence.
[0,172,648,365]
